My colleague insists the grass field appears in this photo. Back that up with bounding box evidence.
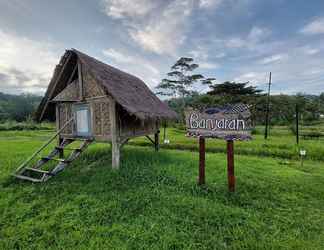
[0,128,324,249]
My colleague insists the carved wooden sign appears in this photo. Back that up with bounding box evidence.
[185,104,252,141]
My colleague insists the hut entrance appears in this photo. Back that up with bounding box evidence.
[74,104,92,137]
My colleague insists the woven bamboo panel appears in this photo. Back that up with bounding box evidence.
[83,71,106,98]
[93,102,102,135]
[101,102,110,136]
[91,99,111,137]
[59,103,73,135]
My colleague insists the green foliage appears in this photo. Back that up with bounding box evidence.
[207,81,262,98]
[0,131,324,249]
[0,92,42,122]
[156,57,206,98]
[131,125,324,161]
[0,120,53,131]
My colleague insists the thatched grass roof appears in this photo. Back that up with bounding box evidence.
[36,49,177,121]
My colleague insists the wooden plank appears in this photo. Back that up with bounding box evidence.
[78,59,84,100]
[25,168,50,174]
[154,130,160,152]
[14,118,74,174]
[145,135,155,144]
[39,52,72,121]
[198,137,205,185]
[227,140,235,192]
[12,174,43,183]
[67,64,77,85]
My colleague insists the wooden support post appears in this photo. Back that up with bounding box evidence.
[154,130,160,152]
[58,137,64,158]
[77,60,84,101]
[110,99,120,169]
[227,140,235,192]
[198,137,205,185]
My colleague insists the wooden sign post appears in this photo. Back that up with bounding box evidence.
[198,137,205,185]
[227,140,235,192]
[185,104,252,192]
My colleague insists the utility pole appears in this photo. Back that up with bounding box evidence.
[264,72,272,140]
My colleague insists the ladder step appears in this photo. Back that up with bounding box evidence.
[41,157,70,163]
[55,146,82,151]
[25,167,50,174]
[12,174,43,182]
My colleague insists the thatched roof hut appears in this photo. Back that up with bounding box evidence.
[35,49,177,169]
[36,49,177,122]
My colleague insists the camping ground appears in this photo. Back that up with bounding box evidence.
[0,126,324,249]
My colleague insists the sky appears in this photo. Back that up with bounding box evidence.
[0,0,324,96]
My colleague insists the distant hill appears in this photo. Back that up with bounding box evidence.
[0,92,42,122]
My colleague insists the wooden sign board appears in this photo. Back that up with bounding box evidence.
[185,104,253,191]
[185,104,252,141]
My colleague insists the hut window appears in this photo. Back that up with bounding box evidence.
[74,104,92,137]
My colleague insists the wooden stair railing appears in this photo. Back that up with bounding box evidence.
[14,117,75,175]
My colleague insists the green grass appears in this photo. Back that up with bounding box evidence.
[0,130,324,249]
[130,125,324,161]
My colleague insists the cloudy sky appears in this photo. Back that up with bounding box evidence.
[0,0,324,95]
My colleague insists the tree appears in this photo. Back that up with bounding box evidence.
[207,81,263,104]
[156,57,205,99]
[207,81,262,96]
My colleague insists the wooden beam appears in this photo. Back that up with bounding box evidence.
[67,64,77,85]
[77,59,84,101]
[39,52,72,121]
[145,135,155,144]
[154,130,160,152]
[110,99,120,169]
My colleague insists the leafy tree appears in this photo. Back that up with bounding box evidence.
[156,57,205,98]
[207,81,262,96]
[156,57,205,119]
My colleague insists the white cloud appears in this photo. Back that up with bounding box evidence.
[199,62,219,69]
[101,0,156,19]
[102,48,160,87]
[0,30,59,94]
[259,54,287,64]
[302,46,320,55]
[234,72,268,86]
[199,0,223,9]
[102,0,225,55]
[301,17,324,35]
[224,26,271,49]
[129,0,193,55]
[102,48,134,63]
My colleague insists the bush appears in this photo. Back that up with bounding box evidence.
[0,120,54,131]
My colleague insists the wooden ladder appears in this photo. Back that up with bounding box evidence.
[12,118,94,182]
[13,138,93,182]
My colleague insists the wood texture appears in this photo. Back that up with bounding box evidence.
[199,137,205,185]
[110,99,120,169]
[227,140,235,192]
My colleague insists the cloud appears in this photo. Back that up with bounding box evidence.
[199,62,219,69]
[102,0,221,55]
[101,0,156,19]
[0,30,59,94]
[102,48,160,88]
[301,16,324,35]
[199,0,223,9]
[259,54,287,65]
[129,0,194,55]
[102,48,134,63]
[234,72,268,86]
